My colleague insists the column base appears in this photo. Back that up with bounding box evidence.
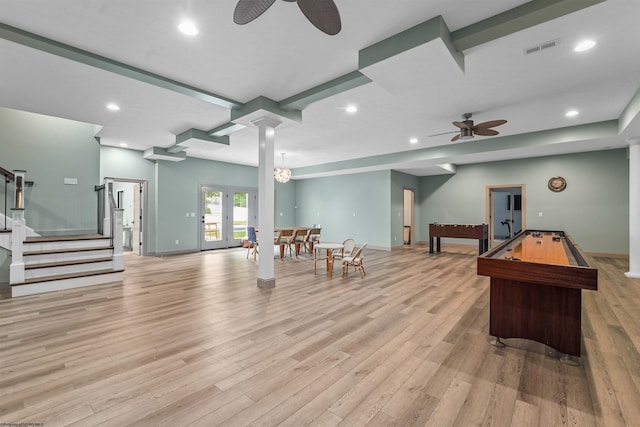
[624,271,640,279]
[257,277,276,289]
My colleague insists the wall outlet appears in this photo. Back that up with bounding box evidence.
[175,239,179,245]
[185,212,189,217]
[539,212,543,217]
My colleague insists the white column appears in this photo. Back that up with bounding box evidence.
[626,137,640,279]
[103,179,113,236]
[253,117,281,288]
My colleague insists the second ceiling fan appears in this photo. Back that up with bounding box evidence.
[234,0,342,35]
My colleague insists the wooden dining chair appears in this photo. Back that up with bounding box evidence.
[296,228,313,255]
[274,228,295,259]
[289,228,308,257]
[305,227,321,253]
[342,242,367,278]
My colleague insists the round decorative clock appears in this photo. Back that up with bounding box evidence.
[548,176,567,192]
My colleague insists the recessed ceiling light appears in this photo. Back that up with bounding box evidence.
[574,40,596,52]
[106,103,120,111]
[409,138,418,144]
[566,110,579,117]
[179,20,199,36]
[119,142,128,147]
[345,105,357,113]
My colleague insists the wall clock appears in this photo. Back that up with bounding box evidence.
[548,176,567,192]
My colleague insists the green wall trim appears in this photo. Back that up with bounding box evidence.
[450,0,606,51]
[292,120,619,177]
[208,122,247,137]
[278,71,373,110]
[0,22,243,110]
[230,96,302,123]
[175,128,230,146]
[619,86,640,135]
[358,15,464,72]
[143,147,187,161]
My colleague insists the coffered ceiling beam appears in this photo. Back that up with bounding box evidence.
[278,71,372,111]
[0,22,243,110]
[358,15,464,73]
[450,0,606,52]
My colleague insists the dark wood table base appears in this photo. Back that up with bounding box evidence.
[490,277,582,357]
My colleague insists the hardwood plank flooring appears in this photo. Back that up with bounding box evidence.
[1,245,639,426]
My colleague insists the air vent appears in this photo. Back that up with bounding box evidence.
[524,39,560,55]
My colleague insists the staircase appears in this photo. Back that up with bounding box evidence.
[10,234,124,297]
[2,168,125,297]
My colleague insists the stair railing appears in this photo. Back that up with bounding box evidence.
[9,170,27,284]
[95,184,105,235]
[1,166,34,231]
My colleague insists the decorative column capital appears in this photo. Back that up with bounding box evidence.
[251,117,282,129]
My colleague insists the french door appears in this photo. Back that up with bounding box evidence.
[199,185,257,250]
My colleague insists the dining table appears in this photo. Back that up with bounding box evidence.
[314,242,344,278]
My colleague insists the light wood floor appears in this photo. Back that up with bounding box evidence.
[0,244,638,426]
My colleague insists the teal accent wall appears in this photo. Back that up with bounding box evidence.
[0,107,100,235]
[391,171,420,248]
[419,149,629,253]
[275,181,296,228]
[294,171,391,248]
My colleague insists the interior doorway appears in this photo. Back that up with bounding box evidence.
[485,184,525,248]
[108,178,147,255]
[403,188,415,245]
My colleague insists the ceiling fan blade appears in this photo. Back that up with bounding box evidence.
[453,121,472,129]
[428,130,458,137]
[474,119,507,129]
[474,128,499,136]
[297,0,341,35]
[234,0,276,25]
[451,134,461,142]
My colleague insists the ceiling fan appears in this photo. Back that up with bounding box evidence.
[233,0,342,35]
[429,113,507,141]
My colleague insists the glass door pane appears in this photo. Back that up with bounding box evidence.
[201,187,225,250]
[232,191,249,243]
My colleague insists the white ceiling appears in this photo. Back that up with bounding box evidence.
[1,0,639,177]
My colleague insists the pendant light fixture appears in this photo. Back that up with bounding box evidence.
[274,153,291,183]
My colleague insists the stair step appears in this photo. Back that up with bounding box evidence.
[24,234,108,243]
[25,257,114,270]
[24,246,114,256]
[12,268,124,286]
[23,237,112,253]
[11,269,124,297]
